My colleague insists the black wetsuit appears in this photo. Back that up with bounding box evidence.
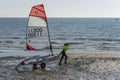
[59,50,68,65]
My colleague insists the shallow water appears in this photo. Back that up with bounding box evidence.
[0,56,120,80]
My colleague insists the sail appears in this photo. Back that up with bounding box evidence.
[26,4,52,52]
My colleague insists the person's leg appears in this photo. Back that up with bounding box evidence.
[64,52,68,64]
[59,53,64,65]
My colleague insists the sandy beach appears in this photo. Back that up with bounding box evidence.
[0,53,120,80]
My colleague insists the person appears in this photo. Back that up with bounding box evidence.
[59,43,69,65]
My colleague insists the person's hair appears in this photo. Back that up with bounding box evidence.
[64,43,69,46]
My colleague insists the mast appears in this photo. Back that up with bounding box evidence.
[43,5,54,56]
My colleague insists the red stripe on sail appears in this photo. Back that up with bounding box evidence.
[29,4,47,22]
[26,43,36,50]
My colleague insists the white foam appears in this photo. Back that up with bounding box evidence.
[0,50,51,57]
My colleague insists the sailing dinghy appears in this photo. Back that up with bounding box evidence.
[26,4,52,52]
[15,4,57,71]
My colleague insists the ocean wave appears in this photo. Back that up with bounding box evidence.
[98,46,120,51]
[0,40,13,43]
[10,37,21,39]
[51,41,59,44]
[51,40,84,45]
[56,38,67,40]
[74,37,120,41]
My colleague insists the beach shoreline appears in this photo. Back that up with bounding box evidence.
[0,53,120,80]
[68,53,120,58]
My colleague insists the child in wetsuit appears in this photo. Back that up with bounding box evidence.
[59,43,69,65]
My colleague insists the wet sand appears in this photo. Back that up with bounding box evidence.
[0,53,120,80]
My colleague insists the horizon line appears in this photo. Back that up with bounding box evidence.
[0,17,120,18]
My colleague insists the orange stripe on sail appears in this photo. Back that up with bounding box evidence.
[29,5,47,22]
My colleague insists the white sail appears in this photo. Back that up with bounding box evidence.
[26,4,52,53]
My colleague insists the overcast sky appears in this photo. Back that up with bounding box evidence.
[0,0,120,17]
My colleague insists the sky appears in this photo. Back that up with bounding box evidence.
[0,0,120,18]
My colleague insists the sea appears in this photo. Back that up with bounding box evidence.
[0,18,120,54]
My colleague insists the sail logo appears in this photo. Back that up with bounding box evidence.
[27,27,43,38]
[35,11,38,15]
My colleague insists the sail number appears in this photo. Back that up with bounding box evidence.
[27,28,43,38]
